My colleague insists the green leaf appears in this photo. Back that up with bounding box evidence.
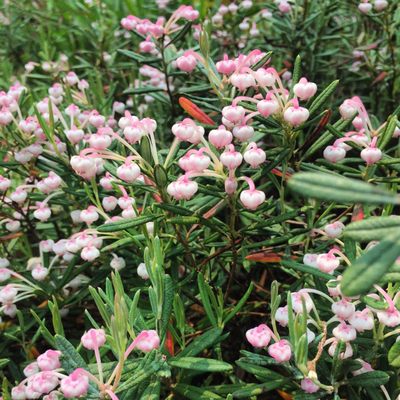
[348,371,390,387]
[235,361,284,381]
[139,379,160,399]
[281,259,333,280]
[54,335,88,372]
[232,381,287,398]
[197,273,217,327]
[288,172,400,205]
[344,216,400,241]
[388,341,400,367]
[160,275,174,338]
[223,283,253,324]
[309,80,339,115]
[174,384,223,400]
[178,327,223,358]
[378,115,398,150]
[169,357,232,372]
[341,231,400,296]
[165,22,192,47]
[97,215,161,233]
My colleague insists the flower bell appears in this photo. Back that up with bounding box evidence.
[239,177,265,210]
[245,324,271,348]
[268,339,291,362]
[208,125,233,148]
[293,77,317,101]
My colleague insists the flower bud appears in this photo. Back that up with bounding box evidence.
[133,330,160,352]
[37,350,61,371]
[245,324,271,348]
[81,329,106,350]
[268,339,291,362]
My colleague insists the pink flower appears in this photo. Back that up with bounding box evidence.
[301,378,319,393]
[268,339,291,362]
[81,328,106,350]
[37,350,61,371]
[133,330,160,352]
[60,368,89,399]
[245,324,271,348]
[293,77,317,101]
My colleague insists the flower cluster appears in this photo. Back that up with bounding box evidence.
[10,328,160,399]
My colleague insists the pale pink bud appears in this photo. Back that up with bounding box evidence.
[220,145,243,169]
[133,330,160,352]
[240,187,265,210]
[254,68,275,87]
[331,300,355,320]
[348,309,374,332]
[66,127,85,144]
[88,132,112,150]
[323,145,346,163]
[102,196,118,211]
[278,0,292,13]
[208,125,233,148]
[117,161,141,183]
[316,253,339,274]
[70,156,97,180]
[257,98,280,117]
[293,77,317,101]
[328,340,353,359]
[11,385,27,400]
[230,73,256,91]
[374,0,388,10]
[123,126,144,144]
[80,206,99,225]
[377,308,400,327]
[0,284,17,302]
[333,322,357,342]
[5,220,21,232]
[291,291,314,313]
[283,105,309,127]
[99,174,114,190]
[0,268,11,282]
[88,112,105,127]
[303,253,318,268]
[224,177,238,194]
[268,339,291,362]
[167,177,198,200]
[222,105,245,124]
[275,306,289,327]
[232,125,254,141]
[137,262,149,279]
[81,328,106,350]
[81,245,100,261]
[352,360,374,375]
[360,147,382,165]
[111,256,126,271]
[176,54,197,73]
[216,57,236,75]
[60,368,89,399]
[10,188,27,204]
[243,143,266,167]
[245,324,271,348]
[358,2,372,13]
[30,371,59,394]
[339,99,358,119]
[301,378,319,394]
[33,204,51,222]
[31,265,49,281]
[324,221,345,238]
[37,350,61,371]
[0,175,11,191]
[65,72,79,86]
